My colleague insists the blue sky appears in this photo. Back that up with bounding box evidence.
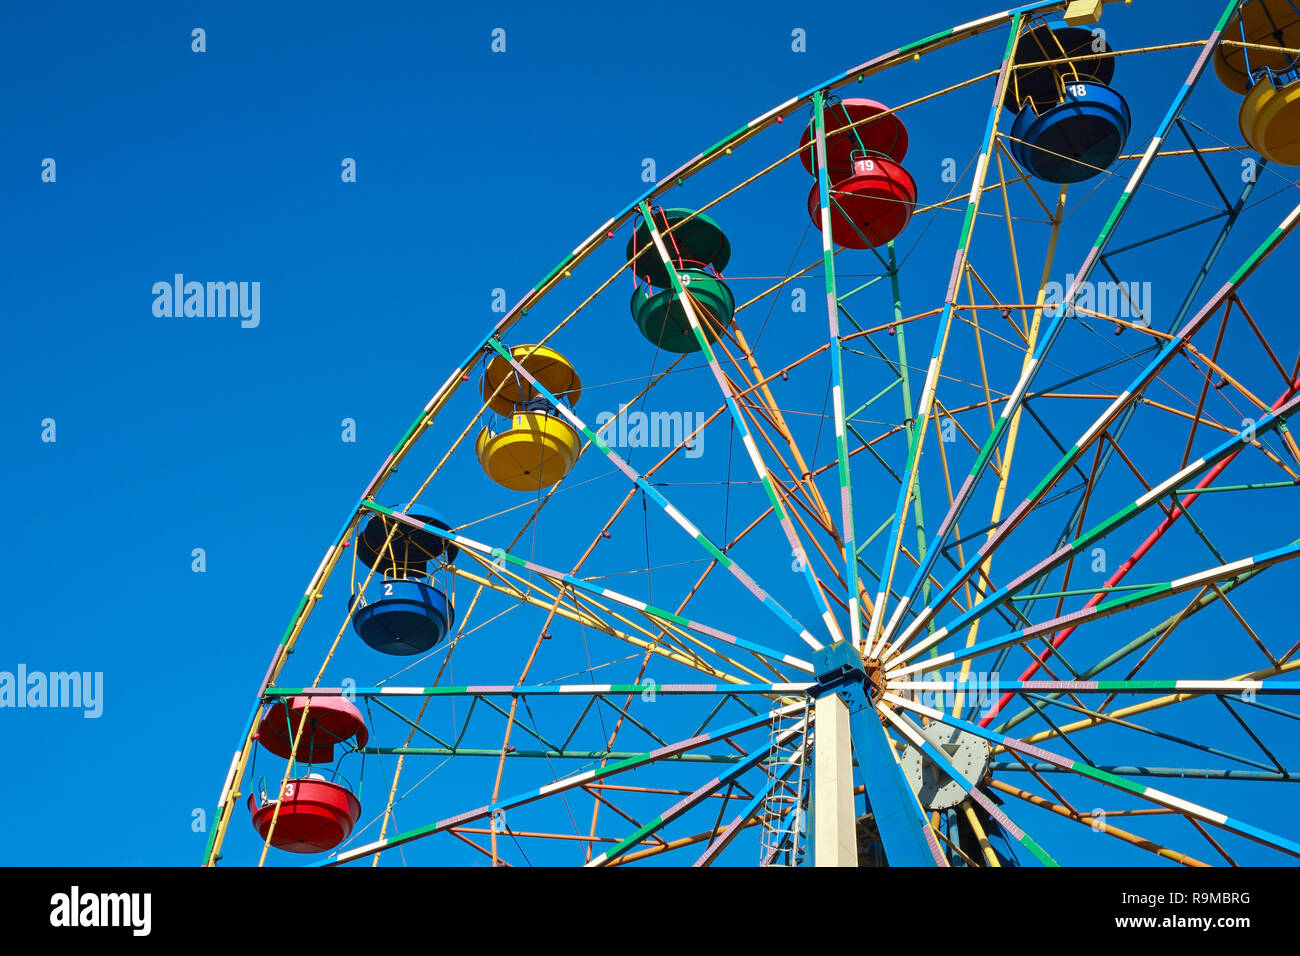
[5,0,1300,867]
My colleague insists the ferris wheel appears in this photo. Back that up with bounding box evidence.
[204,0,1300,867]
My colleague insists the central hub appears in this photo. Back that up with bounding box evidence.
[811,640,889,721]
[863,657,887,701]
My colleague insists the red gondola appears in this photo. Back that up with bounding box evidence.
[805,154,918,249]
[254,695,369,763]
[247,776,362,854]
[799,98,917,249]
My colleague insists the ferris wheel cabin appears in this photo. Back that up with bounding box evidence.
[476,344,584,491]
[1217,0,1300,166]
[349,506,458,655]
[1006,24,1131,183]
[350,577,455,656]
[800,98,918,248]
[254,695,369,763]
[355,505,458,575]
[247,776,362,854]
[627,207,735,353]
[247,702,370,854]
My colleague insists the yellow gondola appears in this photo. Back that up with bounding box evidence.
[1214,0,1300,95]
[479,343,582,416]
[477,345,584,491]
[1239,71,1300,165]
[476,403,583,492]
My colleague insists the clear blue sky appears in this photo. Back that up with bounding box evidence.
[4,0,1298,867]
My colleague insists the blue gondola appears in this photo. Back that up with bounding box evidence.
[349,578,455,656]
[355,504,458,574]
[1010,80,1131,184]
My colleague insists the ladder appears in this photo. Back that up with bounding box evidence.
[759,698,811,866]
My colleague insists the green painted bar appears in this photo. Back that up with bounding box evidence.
[1096,584,1170,613]
[901,27,956,54]
[703,124,751,158]
[1020,833,1058,866]
[1093,680,1173,691]
[1074,762,1148,798]
[1010,581,1155,601]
